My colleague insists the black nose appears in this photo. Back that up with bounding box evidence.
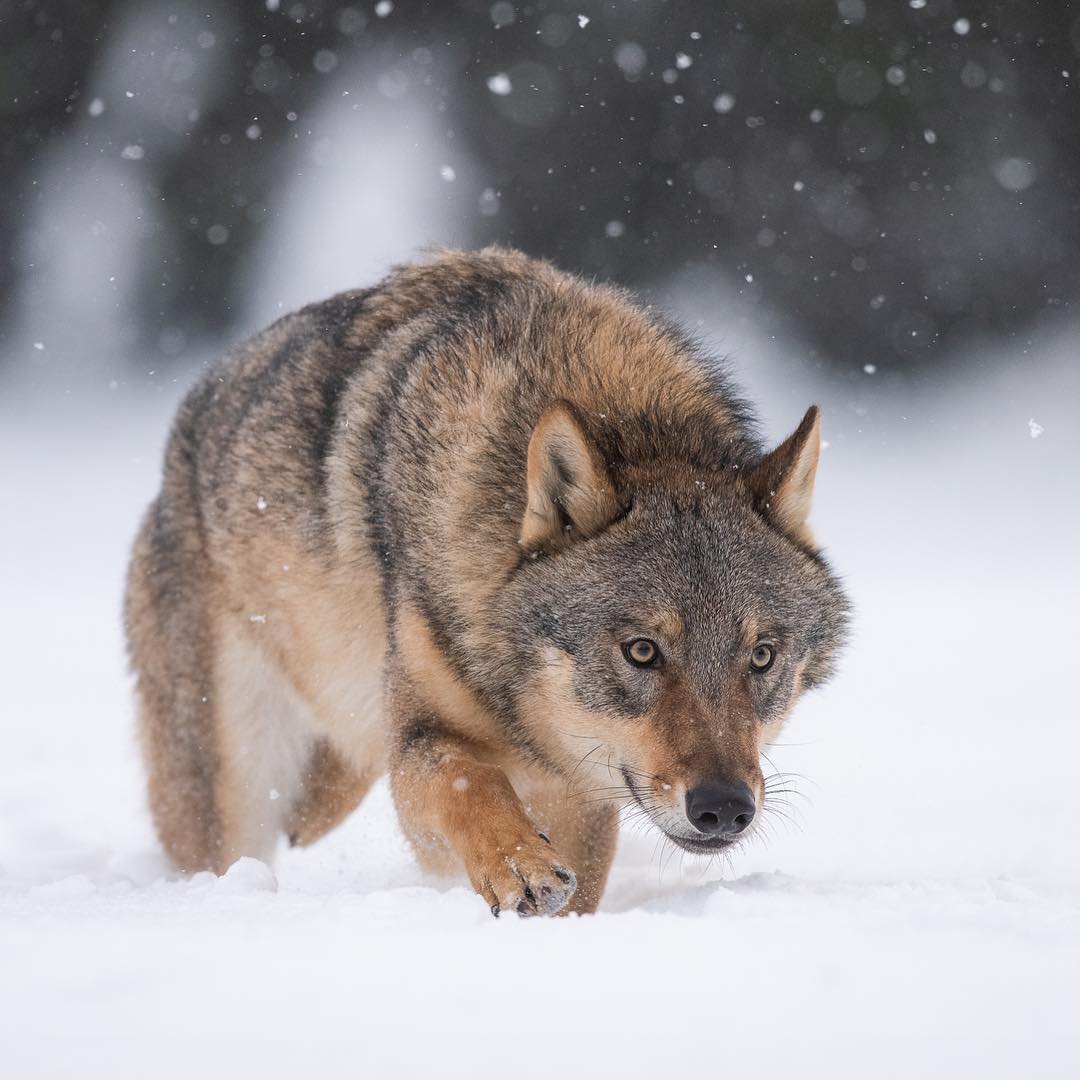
[685,780,757,836]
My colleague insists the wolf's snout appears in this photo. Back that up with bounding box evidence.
[685,781,756,837]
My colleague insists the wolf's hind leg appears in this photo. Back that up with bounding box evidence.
[212,628,315,869]
[285,738,377,847]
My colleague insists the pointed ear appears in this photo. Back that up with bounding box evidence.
[748,405,821,545]
[520,402,621,554]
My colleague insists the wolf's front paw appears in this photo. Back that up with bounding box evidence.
[470,834,577,917]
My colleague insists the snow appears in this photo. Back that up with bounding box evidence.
[995,158,1037,192]
[313,49,338,75]
[2,320,1079,1076]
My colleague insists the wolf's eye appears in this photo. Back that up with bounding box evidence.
[750,643,775,673]
[624,638,660,668]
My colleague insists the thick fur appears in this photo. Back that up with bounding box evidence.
[125,248,849,915]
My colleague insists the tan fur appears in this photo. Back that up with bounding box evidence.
[126,247,847,915]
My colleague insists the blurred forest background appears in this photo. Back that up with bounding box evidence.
[2,0,1077,385]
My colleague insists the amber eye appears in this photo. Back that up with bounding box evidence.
[624,638,660,668]
[750,643,775,673]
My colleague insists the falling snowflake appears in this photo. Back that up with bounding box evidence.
[994,158,1036,192]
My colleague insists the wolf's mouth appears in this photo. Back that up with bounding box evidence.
[620,767,739,855]
[663,833,737,855]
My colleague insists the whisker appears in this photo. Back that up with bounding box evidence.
[566,742,605,793]
[660,837,680,883]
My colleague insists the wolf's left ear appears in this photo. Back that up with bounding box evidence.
[520,402,621,554]
[747,405,821,546]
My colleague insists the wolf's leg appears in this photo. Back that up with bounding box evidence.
[285,738,377,847]
[531,800,618,915]
[127,500,225,873]
[388,686,578,916]
[212,626,315,869]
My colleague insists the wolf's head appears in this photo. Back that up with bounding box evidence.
[504,402,850,854]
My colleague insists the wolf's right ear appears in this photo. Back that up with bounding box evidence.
[520,402,621,555]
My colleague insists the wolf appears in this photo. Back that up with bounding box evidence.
[125,247,849,916]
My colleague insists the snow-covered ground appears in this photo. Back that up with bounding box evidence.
[2,311,1078,1075]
